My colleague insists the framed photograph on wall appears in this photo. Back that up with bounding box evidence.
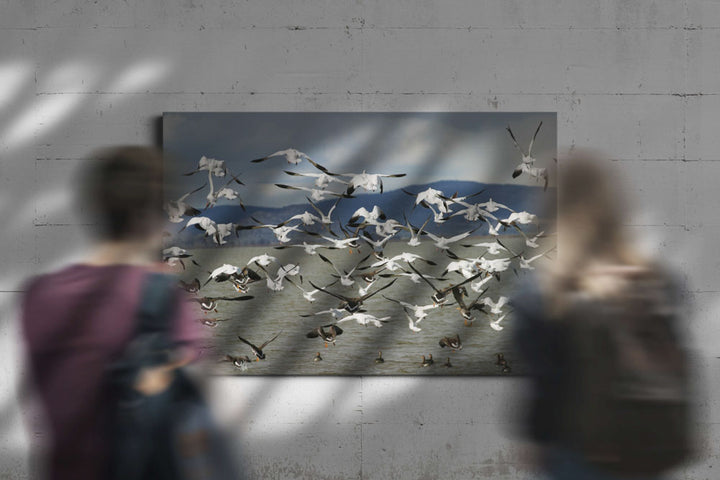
[163,112,556,375]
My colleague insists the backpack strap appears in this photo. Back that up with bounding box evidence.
[127,273,179,367]
[136,272,178,336]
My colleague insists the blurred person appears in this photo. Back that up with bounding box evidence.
[21,147,208,479]
[511,153,693,480]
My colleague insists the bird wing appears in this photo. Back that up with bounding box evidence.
[275,183,308,192]
[177,182,208,202]
[528,121,543,156]
[307,157,333,174]
[309,281,349,302]
[506,125,526,157]
[495,239,520,257]
[439,270,485,295]
[237,335,259,350]
[348,253,372,275]
[451,287,467,310]
[305,196,325,217]
[317,253,342,275]
[260,331,283,349]
[406,262,440,293]
[512,164,524,178]
[382,295,411,309]
[446,231,473,244]
[306,328,321,339]
[359,279,397,301]
[468,289,489,310]
[328,325,343,337]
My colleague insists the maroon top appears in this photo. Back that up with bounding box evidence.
[21,264,202,480]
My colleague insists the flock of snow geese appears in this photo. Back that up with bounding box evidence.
[163,122,554,373]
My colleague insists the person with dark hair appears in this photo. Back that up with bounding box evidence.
[21,147,203,480]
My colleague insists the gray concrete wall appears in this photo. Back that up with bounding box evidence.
[1,1,718,478]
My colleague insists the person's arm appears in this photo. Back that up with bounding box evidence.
[134,286,203,396]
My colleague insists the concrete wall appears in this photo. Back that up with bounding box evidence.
[1,1,718,478]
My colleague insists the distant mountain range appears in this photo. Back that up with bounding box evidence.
[170,180,555,247]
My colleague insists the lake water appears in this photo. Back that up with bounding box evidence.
[179,234,553,376]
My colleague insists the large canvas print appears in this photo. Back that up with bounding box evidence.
[163,112,556,375]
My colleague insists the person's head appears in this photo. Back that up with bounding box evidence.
[550,151,645,296]
[78,146,164,246]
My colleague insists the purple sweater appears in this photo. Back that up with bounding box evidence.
[21,264,202,480]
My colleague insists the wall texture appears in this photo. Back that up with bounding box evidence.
[1,1,718,478]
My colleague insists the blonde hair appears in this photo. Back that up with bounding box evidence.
[545,151,648,315]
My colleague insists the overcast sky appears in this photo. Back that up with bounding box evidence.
[164,112,556,207]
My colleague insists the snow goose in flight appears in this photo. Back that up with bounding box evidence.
[320,233,360,251]
[469,273,495,293]
[282,169,348,188]
[317,253,371,286]
[425,226,480,252]
[477,257,512,274]
[507,122,549,190]
[360,231,395,255]
[306,196,341,233]
[370,252,436,272]
[285,211,321,226]
[274,241,325,255]
[182,217,233,245]
[236,217,303,244]
[300,307,357,320]
[251,148,311,164]
[479,198,514,213]
[383,295,438,323]
[348,206,387,226]
[507,122,542,177]
[402,213,431,247]
[246,254,277,268]
[288,278,338,303]
[205,263,243,287]
[402,187,450,213]
[489,313,509,331]
[275,183,352,202]
[402,307,422,333]
[258,263,301,292]
[335,170,406,195]
[442,258,484,279]
[205,171,245,209]
[519,246,556,270]
[184,156,227,177]
[480,296,510,315]
[336,312,390,328]
[460,240,510,256]
[499,211,538,227]
[165,183,205,223]
[162,246,199,270]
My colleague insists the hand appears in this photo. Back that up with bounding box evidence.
[134,365,174,396]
